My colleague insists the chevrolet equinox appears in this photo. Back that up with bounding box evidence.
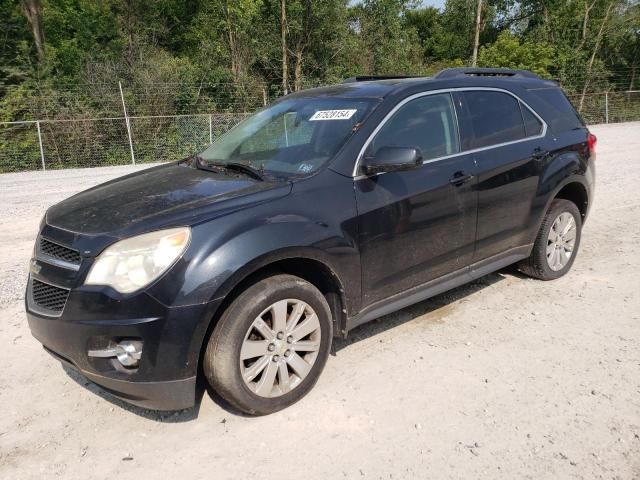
[26,68,596,415]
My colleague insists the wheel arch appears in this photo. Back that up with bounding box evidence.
[195,251,349,380]
[526,175,590,249]
[215,252,348,333]
[553,181,589,221]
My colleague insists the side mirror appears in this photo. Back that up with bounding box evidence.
[361,146,423,176]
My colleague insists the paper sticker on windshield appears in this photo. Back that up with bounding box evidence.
[309,109,357,121]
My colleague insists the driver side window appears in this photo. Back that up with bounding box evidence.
[367,93,460,161]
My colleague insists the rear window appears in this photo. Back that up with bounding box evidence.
[463,91,526,149]
[529,88,584,132]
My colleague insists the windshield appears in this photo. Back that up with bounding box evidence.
[198,97,378,176]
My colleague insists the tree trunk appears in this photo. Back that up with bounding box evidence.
[629,51,638,90]
[578,1,615,112]
[472,0,482,66]
[19,0,45,63]
[120,0,137,69]
[281,0,289,95]
[540,0,553,43]
[224,3,242,82]
[228,28,240,81]
[578,0,596,50]
[294,48,303,91]
[293,0,312,92]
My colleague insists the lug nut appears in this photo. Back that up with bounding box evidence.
[276,331,284,340]
[267,343,275,352]
[284,350,291,358]
[272,355,280,362]
[286,335,293,344]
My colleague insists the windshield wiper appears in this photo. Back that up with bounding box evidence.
[194,156,265,181]
[215,162,265,181]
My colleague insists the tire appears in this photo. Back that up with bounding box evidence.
[203,274,333,415]
[518,199,582,280]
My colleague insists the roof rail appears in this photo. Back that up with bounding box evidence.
[342,75,424,83]
[434,68,540,80]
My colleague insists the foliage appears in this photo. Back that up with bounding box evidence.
[0,0,637,120]
[0,0,638,173]
[478,31,555,77]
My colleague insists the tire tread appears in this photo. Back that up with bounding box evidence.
[518,199,582,280]
[203,274,332,415]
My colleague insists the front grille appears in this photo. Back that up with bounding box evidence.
[40,238,81,264]
[31,279,70,312]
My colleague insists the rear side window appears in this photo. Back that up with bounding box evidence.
[520,103,543,136]
[367,93,460,160]
[463,91,526,149]
[530,88,584,132]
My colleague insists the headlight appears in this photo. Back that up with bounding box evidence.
[85,227,191,293]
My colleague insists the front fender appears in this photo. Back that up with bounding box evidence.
[196,220,357,307]
[142,170,361,369]
[148,209,360,311]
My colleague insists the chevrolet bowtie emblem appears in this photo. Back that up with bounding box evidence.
[30,260,42,275]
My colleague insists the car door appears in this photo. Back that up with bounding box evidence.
[354,92,478,307]
[455,90,546,261]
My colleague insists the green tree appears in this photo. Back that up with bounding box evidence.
[404,6,440,62]
[429,0,475,62]
[0,0,638,120]
[0,1,34,89]
[351,0,423,74]
[478,31,556,77]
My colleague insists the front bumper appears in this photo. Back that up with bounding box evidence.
[26,295,212,410]
[44,344,196,410]
[25,222,222,411]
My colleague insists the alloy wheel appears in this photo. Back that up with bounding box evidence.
[546,212,577,271]
[240,299,321,398]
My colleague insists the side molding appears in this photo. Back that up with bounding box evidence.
[346,245,532,332]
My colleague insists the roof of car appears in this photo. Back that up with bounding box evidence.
[284,80,412,99]
[285,68,558,101]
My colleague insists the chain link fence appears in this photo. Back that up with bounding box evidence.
[0,113,249,173]
[566,91,640,125]
[1,88,639,174]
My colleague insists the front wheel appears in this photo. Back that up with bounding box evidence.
[203,274,333,415]
[518,199,582,280]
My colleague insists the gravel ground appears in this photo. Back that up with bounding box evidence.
[1,123,639,479]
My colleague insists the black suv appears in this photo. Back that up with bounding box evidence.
[26,68,595,415]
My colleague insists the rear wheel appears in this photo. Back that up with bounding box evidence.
[518,199,582,280]
[203,274,332,415]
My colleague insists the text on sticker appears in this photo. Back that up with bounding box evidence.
[309,109,357,121]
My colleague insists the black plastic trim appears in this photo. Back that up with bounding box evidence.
[347,245,533,331]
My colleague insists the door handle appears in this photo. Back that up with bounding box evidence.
[532,147,549,161]
[449,172,474,186]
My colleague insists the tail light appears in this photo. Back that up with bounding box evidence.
[587,132,597,158]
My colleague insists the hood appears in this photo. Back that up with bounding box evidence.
[46,163,291,236]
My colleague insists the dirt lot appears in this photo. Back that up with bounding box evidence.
[1,123,639,479]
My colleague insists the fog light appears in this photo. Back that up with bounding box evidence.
[114,340,143,367]
[88,340,143,368]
